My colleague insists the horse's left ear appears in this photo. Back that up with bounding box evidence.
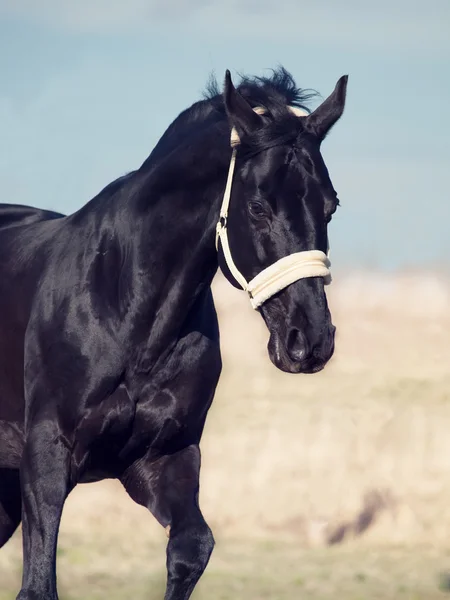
[223,69,263,139]
[305,75,348,141]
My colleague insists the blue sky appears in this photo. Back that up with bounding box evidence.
[0,0,449,272]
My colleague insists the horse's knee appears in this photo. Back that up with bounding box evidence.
[167,519,215,581]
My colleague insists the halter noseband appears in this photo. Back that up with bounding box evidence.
[215,105,331,309]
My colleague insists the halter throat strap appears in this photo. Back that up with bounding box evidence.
[216,105,331,309]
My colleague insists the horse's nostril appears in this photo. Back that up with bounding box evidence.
[286,328,308,362]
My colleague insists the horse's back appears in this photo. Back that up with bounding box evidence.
[0,203,63,230]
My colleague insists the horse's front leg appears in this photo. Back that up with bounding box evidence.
[122,444,214,600]
[162,446,215,600]
[17,415,71,600]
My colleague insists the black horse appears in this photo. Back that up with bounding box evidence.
[0,67,347,600]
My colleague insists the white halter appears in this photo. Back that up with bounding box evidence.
[215,105,331,309]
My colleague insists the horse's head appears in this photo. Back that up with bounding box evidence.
[217,71,348,374]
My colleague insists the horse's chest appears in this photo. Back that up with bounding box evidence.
[78,325,221,478]
[123,334,222,456]
[124,384,209,456]
[123,345,221,451]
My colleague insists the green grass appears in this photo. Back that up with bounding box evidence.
[2,540,450,600]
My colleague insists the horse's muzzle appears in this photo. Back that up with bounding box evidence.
[267,325,336,374]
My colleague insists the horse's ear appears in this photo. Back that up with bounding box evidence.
[223,70,263,139]
[305,75,348,141]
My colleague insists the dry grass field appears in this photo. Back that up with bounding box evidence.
[1,270,450,599]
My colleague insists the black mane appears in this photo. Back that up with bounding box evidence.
[204,66,318,114]
[142,66,319,170]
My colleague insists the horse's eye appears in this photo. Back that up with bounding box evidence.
[248,201,266,219]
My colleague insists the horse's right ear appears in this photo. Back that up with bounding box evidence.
[223,70,263,139]
[305,75,348,141]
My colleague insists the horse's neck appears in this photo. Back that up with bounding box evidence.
[123,139,227,359]
[133,184,221,292]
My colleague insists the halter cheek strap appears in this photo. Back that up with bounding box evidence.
[216,105,331,310]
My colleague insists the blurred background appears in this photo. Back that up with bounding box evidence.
[0,1,449,598]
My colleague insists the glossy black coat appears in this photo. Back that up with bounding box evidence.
[0,67,347,600]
